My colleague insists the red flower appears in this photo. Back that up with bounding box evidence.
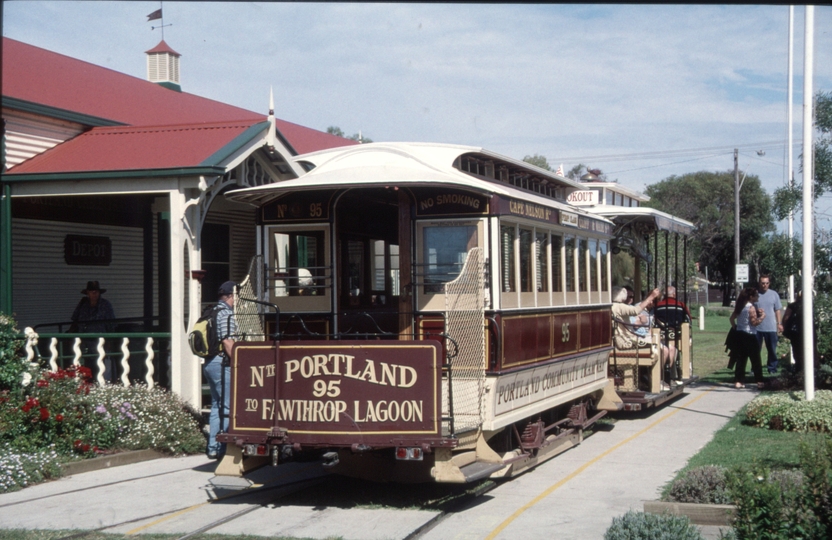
[55,414,64,422]
[21,397,39,413]
[73,439,82,448]
[82,444,90,453]
[36,379,49,388]
[39,407,50,421]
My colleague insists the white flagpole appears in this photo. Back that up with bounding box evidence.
[801,5,815,401]
[788,6,795,305]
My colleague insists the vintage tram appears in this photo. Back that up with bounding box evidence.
[214,142,643,483]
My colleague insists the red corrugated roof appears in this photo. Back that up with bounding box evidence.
[2,37,358,160]
[8,121,257,174]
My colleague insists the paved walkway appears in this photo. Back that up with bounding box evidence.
[0,382,756,539]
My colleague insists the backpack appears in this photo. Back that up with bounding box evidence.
[188,305,223,358]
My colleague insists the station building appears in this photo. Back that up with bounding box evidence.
[0,37,356,407]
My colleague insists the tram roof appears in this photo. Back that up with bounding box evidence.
[588,206,694,236]
[225,142,595,214]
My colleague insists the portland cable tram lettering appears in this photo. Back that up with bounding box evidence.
[230,342,440,436]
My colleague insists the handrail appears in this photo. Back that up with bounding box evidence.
[33,316,169,333]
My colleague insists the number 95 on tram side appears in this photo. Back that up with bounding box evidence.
[216,142,621,483]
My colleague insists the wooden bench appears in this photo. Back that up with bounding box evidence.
[610,319,662,393]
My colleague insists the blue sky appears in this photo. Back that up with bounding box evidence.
[4,2,831,231]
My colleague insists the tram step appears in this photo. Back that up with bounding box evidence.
[458,460,507,483]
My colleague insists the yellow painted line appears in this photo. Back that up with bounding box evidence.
[485,389,714,540]
[124,464,318,535]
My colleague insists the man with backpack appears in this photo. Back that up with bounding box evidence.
[203,281,237,460]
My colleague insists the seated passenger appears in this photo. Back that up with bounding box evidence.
[612,286,674,391]
[612,286,661,349]
[654,285,692,323]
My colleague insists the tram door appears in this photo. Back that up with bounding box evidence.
[335,189,407,336]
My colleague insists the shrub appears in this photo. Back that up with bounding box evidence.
[87,383,205,454]
[667,465,732,504]
[726,438,832,540]
[0,313,29,391]
[604,510,704,540]
[744,390,832,433]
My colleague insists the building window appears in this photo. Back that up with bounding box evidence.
[202,223,230,304]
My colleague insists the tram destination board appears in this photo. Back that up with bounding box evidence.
[228,341,443,444]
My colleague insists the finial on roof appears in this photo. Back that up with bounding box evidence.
[266,86,276,150]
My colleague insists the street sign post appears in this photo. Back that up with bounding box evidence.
[735,264,749,284]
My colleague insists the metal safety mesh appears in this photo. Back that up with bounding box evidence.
[234,255,265,341]
[443,247,486,436]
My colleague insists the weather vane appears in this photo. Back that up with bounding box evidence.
[147,2,172,40]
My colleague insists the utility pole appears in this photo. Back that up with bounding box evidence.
[734,148,740,298]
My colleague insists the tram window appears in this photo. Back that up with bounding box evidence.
[600,240,609,292]
[371,239,386,291]
[347,241,365,297]
[578,238,588,292]
[551,234,563,292]
[273,230,325,297]
[535,231,549,293]
[589,239,598,292]
[500,225,516,293]
[565,236,575,292]
[390,244,400,296]
[519,228,533,292]
[423,225,478,293]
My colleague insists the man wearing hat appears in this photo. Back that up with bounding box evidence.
[71,281,116,381]
[204,280,238,459]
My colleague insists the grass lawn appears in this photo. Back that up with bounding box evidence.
[689,307,734,380]
[663,306,831,497]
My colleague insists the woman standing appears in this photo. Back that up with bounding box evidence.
[729,287,766,389]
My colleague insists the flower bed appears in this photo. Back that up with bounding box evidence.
[0,313,206,493]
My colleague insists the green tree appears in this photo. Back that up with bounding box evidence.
[566,164,586,181]
[772,90,832,219]
[644,170,775,304]
[326,126,372,143]
[522,154,552,171]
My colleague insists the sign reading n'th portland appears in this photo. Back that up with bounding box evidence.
[229,341,442,443]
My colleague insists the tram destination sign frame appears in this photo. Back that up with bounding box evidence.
[227,340,444,445]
